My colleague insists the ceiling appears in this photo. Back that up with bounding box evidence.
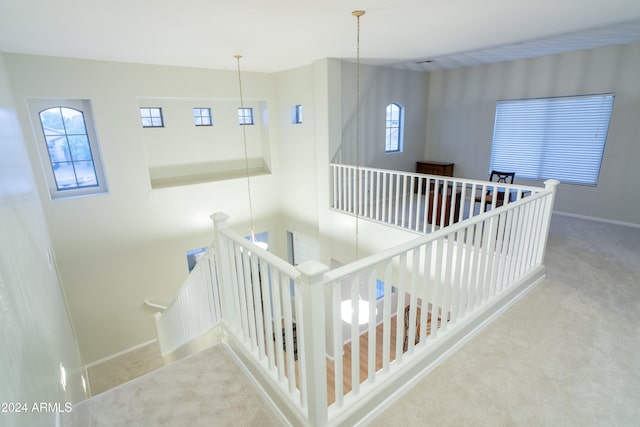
[1,0,640,73]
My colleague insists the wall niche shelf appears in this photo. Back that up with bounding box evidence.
[149,158,270,189]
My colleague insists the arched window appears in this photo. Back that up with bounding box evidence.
[29,99,108,199]
[385,103,404,153]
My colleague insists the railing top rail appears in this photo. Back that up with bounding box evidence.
[329,163,544,194]
[218,226,302,280]
[158,247,215,315]
[323,185,554,282]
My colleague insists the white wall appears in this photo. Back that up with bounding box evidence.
[4,53,283,363]
[338,62,429,172]
[273,64,321,241]
[0,53,86,426]
[425,42,640,225]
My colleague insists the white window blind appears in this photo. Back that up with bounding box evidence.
[490,93,614,186]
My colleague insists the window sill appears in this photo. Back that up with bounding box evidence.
[149,159,270,189]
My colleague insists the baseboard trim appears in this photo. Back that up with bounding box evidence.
[554,210,639,229]
[85,338,158,368]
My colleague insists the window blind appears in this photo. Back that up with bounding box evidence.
[490,93,614,186]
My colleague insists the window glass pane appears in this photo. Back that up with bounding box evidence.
[52,162,76,189]
[193,108,212,126]
[68,135,93,161]
[140,107,163,127]
[385,103,403,153]
[376,280,384,300]
[61,108,86,134]
[40,108,65,135]
[31,99,107,198]
[74,161,98,187]
[46,135,71,162]
[238,107,254,125]
[295,105,302,123]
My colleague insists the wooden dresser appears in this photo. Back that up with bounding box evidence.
[416,161,454,177]
[415,161,460,226]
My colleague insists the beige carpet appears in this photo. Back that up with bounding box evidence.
[64,214,640,426]
[62,345,283,427]
[367,214,640,426]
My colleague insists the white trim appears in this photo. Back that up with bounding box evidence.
[222,336,298,427]
[85,339,158,368]
[83,365,92,397]
[554,210,640,229]
[348,270,546,427]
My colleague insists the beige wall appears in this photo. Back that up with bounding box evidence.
[8,41,635,369]
[5,54,284,363]
[424,42,640,225]
[338,62,429,172]
[2,49,431,367]
[0,53,86,426]
[273,64,321,241]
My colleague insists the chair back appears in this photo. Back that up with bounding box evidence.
[489,170,515,184]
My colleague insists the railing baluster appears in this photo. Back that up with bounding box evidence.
[282,276,296,394]
[332,281,343,407]
[263,268,277,372]
[350,274,360,395]
[375,170,381,221]
[367,269,376,384]
[381,260,392,372]
[394,253,407,361]
[393,173,400,226]
[155,173,558,426]
[406,249,419,353]
[364,169,369,219]
[251,254,267,360]
[429,238,442,339]
[238,245,252,343]
[271,270,285,380]
[418,242,431,343]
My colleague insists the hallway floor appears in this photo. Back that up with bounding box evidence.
[65,214,640,426]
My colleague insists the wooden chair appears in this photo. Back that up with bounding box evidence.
[474,170,515,211]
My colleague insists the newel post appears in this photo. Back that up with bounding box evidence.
[296,260,330,426]
[153,312,168,356]
[210,212,238,329]
[538,179,560,264]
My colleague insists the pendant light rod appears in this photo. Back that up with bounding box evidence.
[235,54,257,241]
[352,10,365,260]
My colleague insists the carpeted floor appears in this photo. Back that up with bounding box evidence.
[62,345,283,427]
[64,214,640,426]
[367,214,640,426]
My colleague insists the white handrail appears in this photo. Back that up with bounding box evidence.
[153,248,222,356]
[330,163,541,194]
[330,163,544,234]
[144,300,167,311]
[323,186,551,282]
[153,173,559,427]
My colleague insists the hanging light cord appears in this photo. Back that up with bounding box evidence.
[235,55,257,241]
[353,10,365,260]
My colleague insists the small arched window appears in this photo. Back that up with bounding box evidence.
[29,99,108,199]
[385,103,404,153]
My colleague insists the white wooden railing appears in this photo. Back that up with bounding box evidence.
[154,170,559,427]
[322,180,557,426]
[330,163,543,233]
[154,250,222,356]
